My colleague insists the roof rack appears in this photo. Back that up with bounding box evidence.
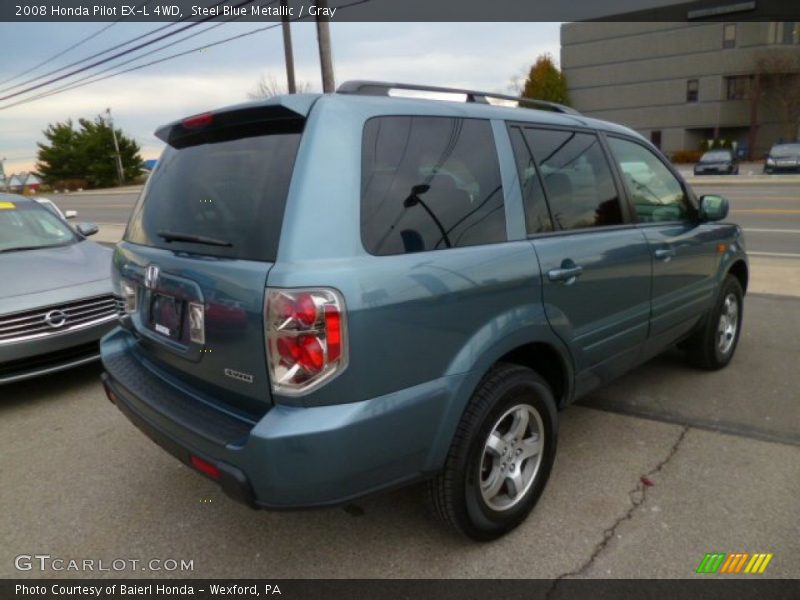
[336,80,581,116]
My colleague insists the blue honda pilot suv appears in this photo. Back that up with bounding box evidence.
[101,81,748,540]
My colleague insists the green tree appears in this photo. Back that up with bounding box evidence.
[520,54,569,106]
[36,115,142,188]
[35,120,82,184]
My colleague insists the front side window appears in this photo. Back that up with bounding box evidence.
[608,137,693,223]
[520,128,623,231]
[361,116,505,255]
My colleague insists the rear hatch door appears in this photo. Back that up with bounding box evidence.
[117,98,314,418]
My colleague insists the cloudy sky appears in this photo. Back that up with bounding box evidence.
[0,21,560,173]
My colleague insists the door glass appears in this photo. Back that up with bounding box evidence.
[521,128,623,231]
[508,126,553,234]
[608,137,693,223]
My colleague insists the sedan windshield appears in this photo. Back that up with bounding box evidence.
[701,151,732,162]
[0,199,78,252]
[770,144,800,158]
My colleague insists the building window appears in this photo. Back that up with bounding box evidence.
[723,23,736,48]
[780,22,799,44]
[686,79,699,103]
[650,131,662,149]
[726,76,750,100]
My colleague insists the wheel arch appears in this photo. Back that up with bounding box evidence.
[496,342,571,409]
[727,259,749,294]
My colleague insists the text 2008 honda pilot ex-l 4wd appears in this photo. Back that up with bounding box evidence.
[101,81,748,540]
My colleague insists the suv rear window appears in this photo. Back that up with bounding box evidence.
[126,129,302,261]
[361,116,505,255]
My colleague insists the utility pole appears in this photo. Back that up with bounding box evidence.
[280,0,296,93]
[315,0,335,93]
[105,108,125,186]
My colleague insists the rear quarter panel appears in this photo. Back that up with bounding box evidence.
[271,97,574,410]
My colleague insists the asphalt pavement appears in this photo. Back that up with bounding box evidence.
[1,293,798,579]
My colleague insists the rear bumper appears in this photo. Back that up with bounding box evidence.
[694,165,733,174]
[101,327,465,509]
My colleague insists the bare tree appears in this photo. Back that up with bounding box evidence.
[755,48,800,141]
[248,73,311,100]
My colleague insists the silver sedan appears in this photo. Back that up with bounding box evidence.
[0,193,119,384]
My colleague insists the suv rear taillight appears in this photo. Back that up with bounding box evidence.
[265,288,348,396]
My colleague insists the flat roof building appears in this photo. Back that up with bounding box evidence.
[561,22,800,158]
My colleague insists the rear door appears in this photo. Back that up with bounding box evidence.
[508,125,652,396]
[605,136,716,356]
[117,104,306,417]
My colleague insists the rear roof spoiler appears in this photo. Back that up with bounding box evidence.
[337,80,581,116]
[155,95,318,148]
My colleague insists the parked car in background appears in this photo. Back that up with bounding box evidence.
[694,149,738,175]
[101,82,748,540]
[0,194,119,384]
[764,143,800,174]
[34,197,78,222]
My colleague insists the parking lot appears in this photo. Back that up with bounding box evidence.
[2,179,799,579]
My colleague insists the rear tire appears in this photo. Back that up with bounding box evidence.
[428,363,558,541]
[684,275,744,370]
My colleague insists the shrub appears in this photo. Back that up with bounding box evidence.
[671,150,703,163]
[53,178,89,191]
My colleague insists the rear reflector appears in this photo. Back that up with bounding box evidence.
[191,455,221,480]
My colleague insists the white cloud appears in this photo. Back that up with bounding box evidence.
[1,22,560,173]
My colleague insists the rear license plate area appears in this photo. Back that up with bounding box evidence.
[149,293,184,340]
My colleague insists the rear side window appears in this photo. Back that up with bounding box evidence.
[520,128,622,231]
[361,116,505,255]
[126,129,302,261]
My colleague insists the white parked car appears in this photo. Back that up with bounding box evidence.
[33,197,78,222]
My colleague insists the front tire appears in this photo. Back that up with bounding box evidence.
[684,275,744,370]
[428,363,558,541]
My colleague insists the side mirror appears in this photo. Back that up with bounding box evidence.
[76,222,99,237]
[699,194,729,222]
[64,210,77,220]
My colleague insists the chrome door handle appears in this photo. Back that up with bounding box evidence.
[654,248,676,261]
[548,265,584,284]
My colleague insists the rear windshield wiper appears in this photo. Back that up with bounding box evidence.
[157,231,232,247]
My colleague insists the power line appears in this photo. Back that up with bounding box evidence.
[0,0,247,100]
[3,0,280,108]
[0,0,156,90]
[0,0,370,112]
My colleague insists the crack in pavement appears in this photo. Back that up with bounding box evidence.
[546,425,691,592]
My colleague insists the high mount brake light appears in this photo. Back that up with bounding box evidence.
[265,288,348,396]
[182,112,214,129]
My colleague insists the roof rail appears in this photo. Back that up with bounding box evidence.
[336,80,581,116]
